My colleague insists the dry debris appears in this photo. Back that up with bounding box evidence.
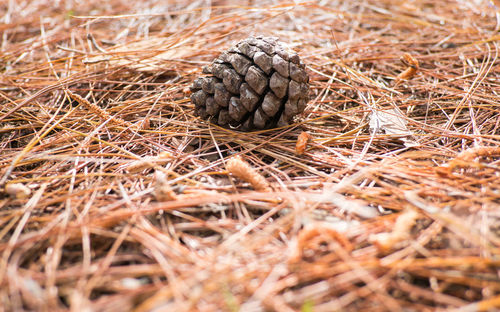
[154,170,178,201]
[295,131,312,155]
[368,107,418,147]
[369,209,420,252]
[289,222,353,264]
[395,53,420,84]
[4,183,31,199]
[226,155,271,192]
[66,90,135,130]
[126,151,173,173]
[445,146,500,171]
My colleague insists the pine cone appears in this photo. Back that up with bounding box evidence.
[191,36,309,131]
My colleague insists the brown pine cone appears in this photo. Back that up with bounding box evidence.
[191,36,309,131]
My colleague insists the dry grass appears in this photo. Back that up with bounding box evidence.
[1,0,500,311]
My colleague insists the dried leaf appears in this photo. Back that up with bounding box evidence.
[369,108,418,147]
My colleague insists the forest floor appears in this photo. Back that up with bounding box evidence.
[1,0,500,311]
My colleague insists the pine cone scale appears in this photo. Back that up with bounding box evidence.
[201,77,216,93]
[229,97,247,122]
[269,72,289,98]
[290,62,308,83]
[261,92,281,117]
[214,83,230,107]
[272,54,289,77]
[240,83,260,111]
[254,52,273,74]
[222,68,242,94]
[230,53,252,75]
[245,66,268,95]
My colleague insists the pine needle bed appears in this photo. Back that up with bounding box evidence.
[1,1,499,311]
